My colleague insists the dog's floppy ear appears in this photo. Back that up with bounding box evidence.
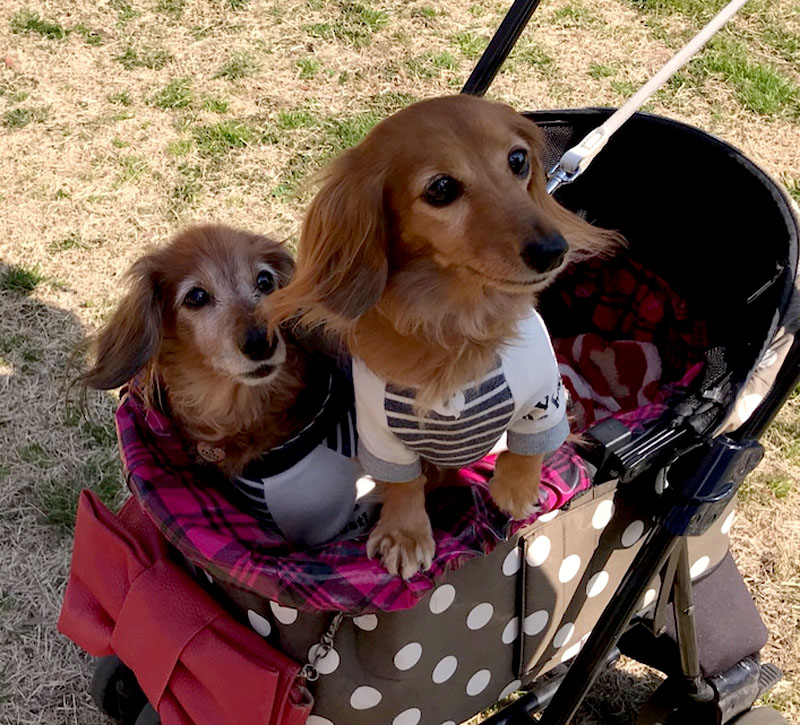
[76,256,163,391]
[270,149,388,329]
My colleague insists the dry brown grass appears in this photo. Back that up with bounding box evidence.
[0,0,798,722]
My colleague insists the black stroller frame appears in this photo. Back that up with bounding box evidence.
[459,2,800,723]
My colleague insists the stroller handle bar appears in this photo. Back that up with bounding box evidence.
[545,0,751,193]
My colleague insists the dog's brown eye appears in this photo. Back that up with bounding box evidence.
[423,175,461,207]
[256,269,275,294]
[184,287,210,309]
[508,149,530,177]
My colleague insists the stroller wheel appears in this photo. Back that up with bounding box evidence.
[729,707,789,724]
[134,703,161,725]
[90,655,149,723]
[91,656,126,720]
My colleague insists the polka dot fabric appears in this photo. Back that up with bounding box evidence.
[214,481,733,725]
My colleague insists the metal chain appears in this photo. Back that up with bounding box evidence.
[300,612,344,682]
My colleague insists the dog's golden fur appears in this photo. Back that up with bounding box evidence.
[268,95,622,577]
[76,223,328,477]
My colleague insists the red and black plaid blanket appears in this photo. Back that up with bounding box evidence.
[118,257,707,614]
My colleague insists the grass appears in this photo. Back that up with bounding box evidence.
[10,10,68,40]
[2,106,48,129]
[115,44,171,70]
[452,30,487,59]
[589,63,619,79]
[406,51,459,78]
[214,50,261,80]
[115,155,149,186]
[151,77,194,110]
[296,57,322,79]
[689,37,800,117]
[74,23,104,46]
[0,265,44,293]
[192,119,258,157]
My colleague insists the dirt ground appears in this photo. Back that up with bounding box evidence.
[0,0,798,722]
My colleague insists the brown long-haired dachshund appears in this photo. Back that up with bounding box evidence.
[76,223,315,477]
[269,95,621,578]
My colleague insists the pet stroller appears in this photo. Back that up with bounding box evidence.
[58,2,800,723]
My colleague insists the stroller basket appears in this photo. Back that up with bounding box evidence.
[59,110,800,725]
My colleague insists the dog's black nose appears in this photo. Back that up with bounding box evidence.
[240,327,278,361]
[520,233,568,273]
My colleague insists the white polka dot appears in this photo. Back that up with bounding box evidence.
[432,655,458,684]
[558,554,581,583]
[394,642,423,671]
[466,669,492,696]
[553,623,575,648]
[502,547,522,576]
[560,641,582,662]
[538,510,559,522]
[308,644,340,675]
[642,588,657,607]
[350,686,382,710]
[439,722,456,725]
[499,679,522,700]
[467,602,494,630]
[621,520,645,548]
[524,609,549,636]
[721,510,735,535]
[690,556,710,579]
[269,601,298,625]
[307,717,334,725]
[429,584,456,614]
[592,500,614,529]
[526,536,551,567]
[247,609,271,637]
[393,708,421,725]
[203,570,213,584]
[586,571,610,598]
[581,630,592,644]
[353,614,378,631]
[502,617,519,644]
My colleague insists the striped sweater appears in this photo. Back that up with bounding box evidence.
[353,309,569,482]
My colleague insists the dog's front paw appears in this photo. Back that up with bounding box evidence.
[490,470,539,520]
[367,521,435,580]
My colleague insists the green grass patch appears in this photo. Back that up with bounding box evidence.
[589,62,618,79]
[405,51,458,78]
[452,31,486,60]
[762,26,800,64]
[296,57,321,80]
[628,0,728,18]
[201,97,229,113]
[115,44,171,70]
[110,0,142,24]
[2,106,48,129]
[551,2,597,26]
[50,233,93,252]
[305,2,388,47]
[690,37,800,117]
[511,42,555,72]
[10,10,68,39]
[277,108,317,130]
[215,50,260,80]
[18,443,50,467]
[74,23,104,46]
[167,163,204,216]
[411,5,439,22]
[156,0,185,17]
[610,79,637,96]
[151,77,194,109]
[107,90,133,106]
[0,264,44,293]
[38,454,123,533]
[115,155,148,186]
[192,120,256,156]
[167,137,193,155]
[785,178,800,205]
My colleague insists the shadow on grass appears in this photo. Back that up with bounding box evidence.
[0,260,125,536]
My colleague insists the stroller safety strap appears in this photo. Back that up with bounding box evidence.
[546,0,751,194]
